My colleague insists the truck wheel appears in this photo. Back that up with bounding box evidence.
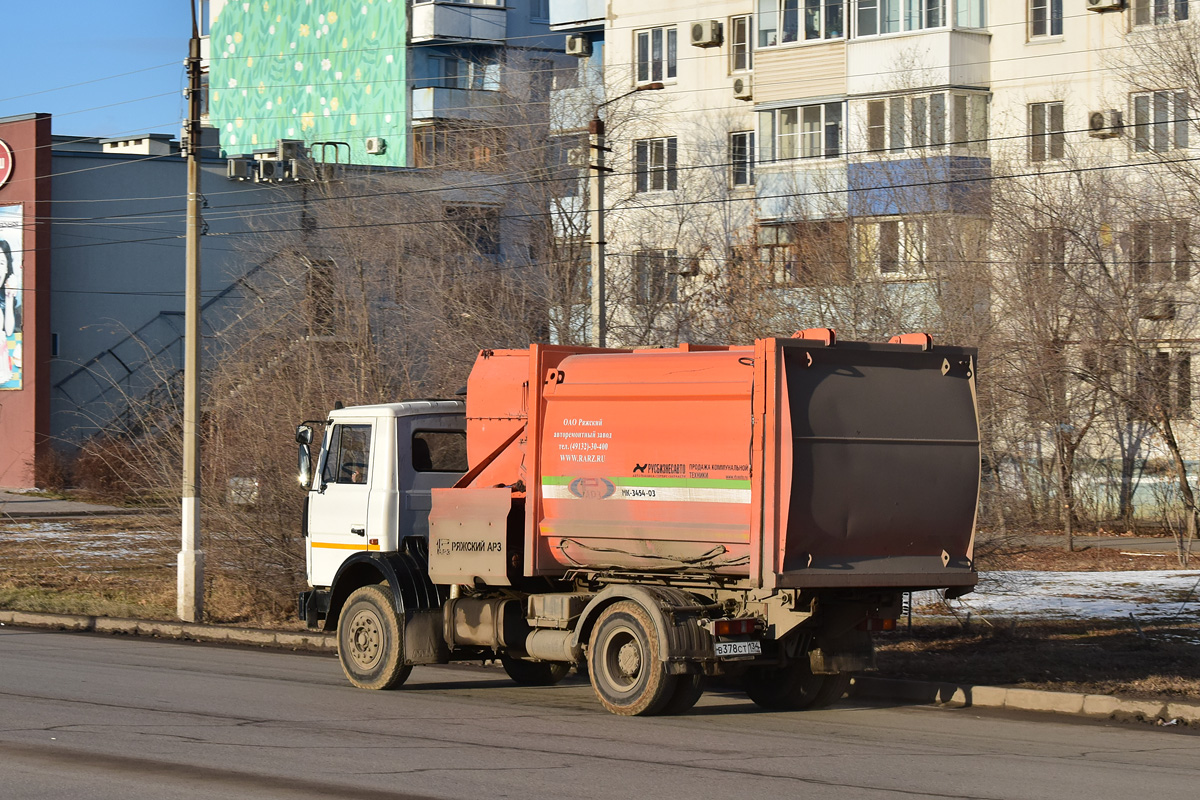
[337,584,412,690]
[744,661,832,710]
[661,673,704,715]
[589,601,677,716]
[809,671,852,708]
[500,654,571,686]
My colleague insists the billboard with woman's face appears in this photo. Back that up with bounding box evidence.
[0,204,23,390]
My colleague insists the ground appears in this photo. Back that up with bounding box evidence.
[1,515,1198,700]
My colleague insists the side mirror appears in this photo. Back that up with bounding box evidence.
[298,443,313,487]
[296,425,314,487]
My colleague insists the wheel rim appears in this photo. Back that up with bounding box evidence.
[347,608,384,671]
[602,625,643,693]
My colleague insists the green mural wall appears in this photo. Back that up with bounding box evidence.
[209,0,407,167]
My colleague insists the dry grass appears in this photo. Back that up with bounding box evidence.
[876,619,1200,700]
[0,514,302,628]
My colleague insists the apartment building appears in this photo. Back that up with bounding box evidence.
[551,0,1200,520]
[203,0,565,169]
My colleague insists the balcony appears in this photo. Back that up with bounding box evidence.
[549,0,605,30]
[412,87,502,121]
[847,156,991,217]
[756,159,848,222]
[847,30,991,95]
[411,1,507,44]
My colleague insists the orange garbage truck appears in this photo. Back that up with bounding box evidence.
[295,330,980,715]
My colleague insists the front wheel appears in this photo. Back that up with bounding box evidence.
[500,654,571,686]
[337,584,411,690]
[588,601,678,716]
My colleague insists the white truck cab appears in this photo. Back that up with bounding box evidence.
[300,400,466,590]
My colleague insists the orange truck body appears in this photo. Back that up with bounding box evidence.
[453,333,979,594]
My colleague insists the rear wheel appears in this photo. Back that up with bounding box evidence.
[589,601,677,716]
[661,673,705,715]
[337,584,411,690]
[744,660,844,711]
[500,654,571,686]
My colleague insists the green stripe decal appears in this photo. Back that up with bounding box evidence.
[542,476,751,489]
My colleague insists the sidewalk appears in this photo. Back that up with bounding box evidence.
[0,489,131,519]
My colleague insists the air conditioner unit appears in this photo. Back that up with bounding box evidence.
[566,146,590,167]
[276,138,304,161]
[365,136,387,155]
[733,76,753,101]
[672,255,701,276]
[1139,296,1176,321]
[226,159,252,181]
[690,20,722,47]
[1085,0,1124,11]
[1088,109,1124,139]
[255,159,279,182]
[565,34,591,57]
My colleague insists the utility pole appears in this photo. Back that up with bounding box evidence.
[586,83,662,349]
[179,4,204,622]
[588,116,607,348]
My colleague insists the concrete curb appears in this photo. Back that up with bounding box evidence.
[852,676,1200,726]
[0,609,336,652]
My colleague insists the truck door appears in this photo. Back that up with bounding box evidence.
[306,420,375,587]
[399,417,467,540]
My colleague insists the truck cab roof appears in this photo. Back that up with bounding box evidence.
[328,399,465,420]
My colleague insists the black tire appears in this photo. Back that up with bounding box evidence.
[744,660,838,711]
[661,673,704,715]
[809,671,852,708]
[500,654,571,686]
[589,601,678,716]
[337,584,412,690]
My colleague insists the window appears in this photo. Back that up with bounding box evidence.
[413,125,503,170]
[411,431,468,472]
[530,59,554,101]
[730,15,754,72]
[426,56,500,91]
[1131,220,1191,282]
[1132,91,1189,153]
[1032,228,1067,271]
[758,0,843,46]
[636,27,677,83]
[445,205,501,255]
[864,92,984,154]
[956,0,986,27]
[323,425,372,485]
[857,218,931,274]
[757,221,850,285]
[1030,0,1062,38]
[1134,0,1189,25]
[530,0,550,21]
[1139,351,1192,418]
[855,0,946,37]
[1030,101,1065,162]
[730,131,756,187]
[633,249,680,304]
[306,259,336,336]
[635,137,678,192]
[759,102,843,160]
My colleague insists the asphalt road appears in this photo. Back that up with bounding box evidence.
[2,627,1198,800]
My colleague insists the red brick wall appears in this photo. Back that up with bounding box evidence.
[0,114,51,488]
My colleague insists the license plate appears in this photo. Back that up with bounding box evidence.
[714,640,762,658]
